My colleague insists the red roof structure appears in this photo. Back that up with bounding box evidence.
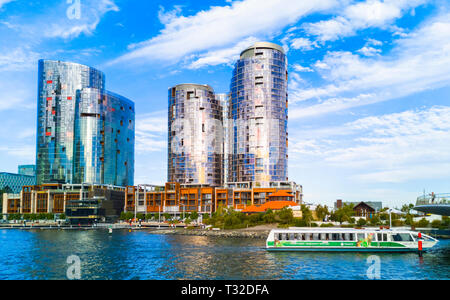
[242,201,299,214]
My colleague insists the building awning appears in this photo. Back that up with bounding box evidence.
[242,201,299,213]
[268,190,294,198]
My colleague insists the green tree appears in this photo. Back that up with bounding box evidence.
[315,205,329,221]
[301,205,314,226]
[357,218,367,227]
[417,218,430,228]
[401,203,415,214]
[163,213,171,221]
[136,213,145,221]
[331,204,355,224]
[431,220,441,228]
[277,207,294,225]
[369,215,381,226]
[190,211,199,221]
[263,209,276,224]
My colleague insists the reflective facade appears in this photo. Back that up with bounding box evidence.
[168,84,223,186]
[216,93,230,185]
[36,60,134,186]
[0,172,36,194]
[18,165,36,176]
[229,42,288,183]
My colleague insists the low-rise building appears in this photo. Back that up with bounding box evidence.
[334,199,383,213]
[1,184,126,224]
[0,172,36,194]
[125,181,303,217]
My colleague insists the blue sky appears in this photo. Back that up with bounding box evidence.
[0,0,449,208]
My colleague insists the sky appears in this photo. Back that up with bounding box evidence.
[0,0,449,208]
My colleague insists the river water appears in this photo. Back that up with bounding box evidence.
[0,229,448,280]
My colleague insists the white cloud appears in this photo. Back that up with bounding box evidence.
[290,106,450,183]
[135,111,167,153]
[357,46,381,56]
[289,12,450,118]
[0,46,39,72]
[188,37,259,69]
[292,64,313,72]
[0,0,14,9]
[304,0,428,42]
[0,0,118,40]
[0,145,35,159]
[44,0,119,39]
[111,0,340,66]
[290,37,315,51]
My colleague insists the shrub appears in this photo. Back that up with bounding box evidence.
[369,215,382,226]
[417,218,430,228]
[294,218,307,227]
[277,207,294,225]
[136,213,145,221]
[59,213,66,220]
[431,220,441,228]
[190,211,199,221]
[357,218,367,227]
[392,219,404,227]
[263,210,276,223]
[320,223,334,227]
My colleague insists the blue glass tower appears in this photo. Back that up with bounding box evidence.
[36,60,134,186]
[229,42,288,184]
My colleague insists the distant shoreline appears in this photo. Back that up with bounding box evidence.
[1,224,449,239]
[149,228,271,239]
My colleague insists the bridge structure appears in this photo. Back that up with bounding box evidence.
[415,193,450,216]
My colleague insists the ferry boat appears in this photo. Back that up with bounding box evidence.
[266,228,438,252]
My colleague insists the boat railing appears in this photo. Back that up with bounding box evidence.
[416,193,450,206]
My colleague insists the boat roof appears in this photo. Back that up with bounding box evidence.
[271,228,418,233]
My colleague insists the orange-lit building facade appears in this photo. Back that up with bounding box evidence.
[124,181,302,216]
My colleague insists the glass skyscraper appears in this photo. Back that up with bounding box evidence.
[229,42,288,184]
[168,84,224,187]
[36,60,134,186]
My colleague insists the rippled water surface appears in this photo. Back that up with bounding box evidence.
[0,229,449,280]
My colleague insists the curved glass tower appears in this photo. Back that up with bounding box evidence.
[168,84,223,186]
[36,60,134,186]
[229,42,288,184]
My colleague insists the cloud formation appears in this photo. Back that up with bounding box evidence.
[289,11,450,118]
[111,0,340,66]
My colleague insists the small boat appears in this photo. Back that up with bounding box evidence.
[266,228,438,252]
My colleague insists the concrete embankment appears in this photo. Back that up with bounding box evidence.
[149,228,270,239]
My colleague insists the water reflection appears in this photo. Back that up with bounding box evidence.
[0,230,448,280]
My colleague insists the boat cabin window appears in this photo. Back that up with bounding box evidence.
[294,233,299,240]
[411,233,433,242]
[357,233,365,241]
[392,233,414,242]
[301,233,306,240]
[368,233,376,242]
[332,233,339,241]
